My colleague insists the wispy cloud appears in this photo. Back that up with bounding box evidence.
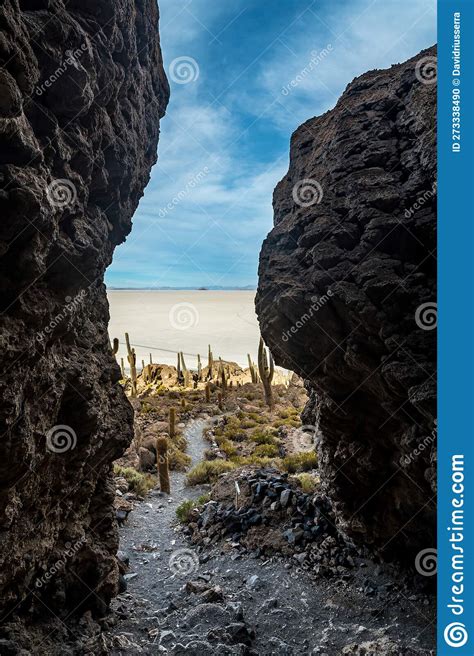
[106,0,436,288]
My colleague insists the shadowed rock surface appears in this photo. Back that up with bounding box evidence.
[256,47,436,558]
[0,0,169,635]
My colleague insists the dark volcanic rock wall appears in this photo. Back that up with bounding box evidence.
[256,47,436,557]
[0,0,168,623]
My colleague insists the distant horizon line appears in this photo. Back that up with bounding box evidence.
[106,286,257,291]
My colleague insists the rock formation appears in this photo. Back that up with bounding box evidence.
[0,0,169,633]
[256,47,436,557]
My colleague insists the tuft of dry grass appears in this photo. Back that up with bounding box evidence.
[168,447,192,471]
[293,472,318,493]
[114,465,156,497]
[280,451,318,473]
[186,460,236,485]
[176,494,210,523]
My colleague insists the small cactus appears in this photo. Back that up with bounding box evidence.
[181,397,187,410]
[258,337,274,410]
[120,357,125,379]
[205,382,211,403]
[112,338,119,355]
[156,437,170,494]
[169,407,176,438]
[217,391,223,410]
[177,352,183,385]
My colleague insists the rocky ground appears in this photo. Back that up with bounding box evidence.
[100,373,435,655]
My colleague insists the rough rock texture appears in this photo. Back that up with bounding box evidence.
[256,47,436,558]
[0,0,169,628]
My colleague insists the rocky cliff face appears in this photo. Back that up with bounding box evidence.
[0,0,168,631]
[256,47,436,558]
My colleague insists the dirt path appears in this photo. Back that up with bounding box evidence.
[105,418,435,656]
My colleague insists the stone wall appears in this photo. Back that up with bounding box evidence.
[256,47,436,557]
[0,0,169,623]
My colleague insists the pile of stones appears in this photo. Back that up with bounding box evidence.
[187,469,359,576]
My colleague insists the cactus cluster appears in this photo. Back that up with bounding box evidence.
[118,334,269,402]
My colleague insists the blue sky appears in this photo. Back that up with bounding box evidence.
[105,0,436,289]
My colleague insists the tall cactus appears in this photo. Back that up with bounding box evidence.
[169,407,176,439]
[197,354,202,381]
[125,332,137,397]
[177,352,182,386]
[180,352,191,387]
[207,344,213,381]
[247,353,258,384]
[258,337,274,409]
[120,357,125,379]
[156,437,170,494]
[218,357,227,391]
